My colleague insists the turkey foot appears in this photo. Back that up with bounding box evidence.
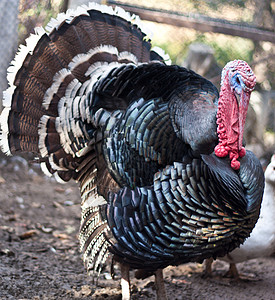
[202,258,214,278]
[224,263,259,281]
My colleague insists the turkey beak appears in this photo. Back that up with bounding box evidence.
[236,90,249,152]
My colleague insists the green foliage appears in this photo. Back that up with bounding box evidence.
[152,32,254,67]
[192,0,246,10]
[193,34,254,65]
[18,0,64,43]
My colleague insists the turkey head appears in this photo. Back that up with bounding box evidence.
[215,60,256,170]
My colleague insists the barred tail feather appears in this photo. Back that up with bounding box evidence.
[0,2,170,275]
[0,2,162,163]
[79,205,111,275]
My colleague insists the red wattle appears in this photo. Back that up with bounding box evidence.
[214,144,229,157]
[239,147,246,158]
[231,157,240,170]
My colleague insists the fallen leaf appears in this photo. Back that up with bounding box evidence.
[72,286,92,297]
[65,225,76,234]
[55,187,65,193]
[80,285,92,297]
[31,175,44,183]
[52,201,64,209]
[53,232,70,240]
[171,278,191,285]
[35,248,48,253]
[19,229,38,239]
[73,289,82,298]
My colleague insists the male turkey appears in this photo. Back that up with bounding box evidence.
[0,3,264,299]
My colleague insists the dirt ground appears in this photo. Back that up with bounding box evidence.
[1,154,275,300]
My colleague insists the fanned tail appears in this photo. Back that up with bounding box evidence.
[0,2,171,276]
[0,3,169,178]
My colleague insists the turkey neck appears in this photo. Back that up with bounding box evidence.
[215,82,248,170]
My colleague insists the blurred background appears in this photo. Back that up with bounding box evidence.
[1,0,275,164]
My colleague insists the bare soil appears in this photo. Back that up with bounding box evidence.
[1,155,275,300]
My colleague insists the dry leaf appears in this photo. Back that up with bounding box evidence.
[52,201,64,209]
[53,232,70,240]
[55,187,65,193]
[19,229,38,239]
[80,285,92,297]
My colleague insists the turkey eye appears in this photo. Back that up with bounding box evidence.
[236,77,241,84]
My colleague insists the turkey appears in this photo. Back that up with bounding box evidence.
[204,154,275,280]
[0,3,264,300]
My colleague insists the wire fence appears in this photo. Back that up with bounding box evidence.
[0,0,19,109]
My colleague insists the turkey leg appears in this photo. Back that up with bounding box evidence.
[121,263,131,300]
[155,269,167,300]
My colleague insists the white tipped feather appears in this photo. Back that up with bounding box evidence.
[48,154,68,171]
[45,2,151,39]
[45,15,64,33]
[45,5,92,33]
[45,8,89,33]
[38,115,51,157]
[6,27,46,88]
[55,114,67,156]
[151,46,172,65]
[71,121,84,138]
[56,96,76,157]
[65,79,81,101]
[54,172,67,184]
[0,103,12,155]
[84,2,115,16]
[118,51,138,64]
[69,45,119,71]
[40,162,53,177]
[86,232,106,262]
[43,68,72,110]
[0,133,11,156]
[78,81,91,103]
[0,107,11,135]
[2,86,16,107]
[85,61,121,78]
[81,194,107,209]
[72,96,81,119]
[113,5,132,22]
[38,133,49,157]
[76,144,93,158]
[93,239,109,272]
[68,53,92,71]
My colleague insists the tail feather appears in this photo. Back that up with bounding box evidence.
[0,2,173,275]
[0,1,170,214]
[79,205,111,275]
